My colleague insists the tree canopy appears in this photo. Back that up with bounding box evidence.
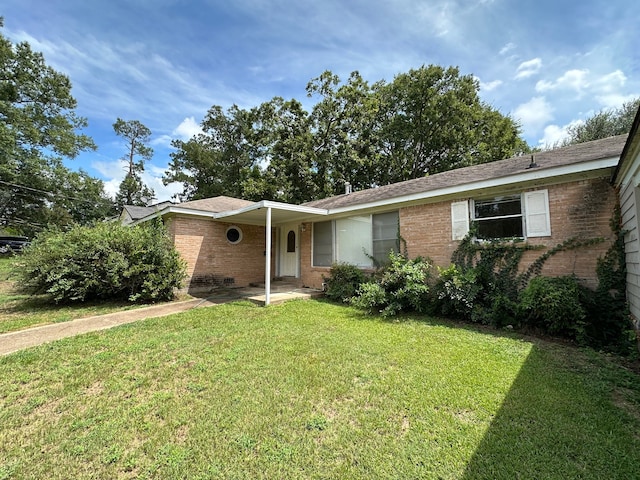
[0,18,113,236]
[563,98,640,146]
[165,65,529,203]
[113,118,155,209]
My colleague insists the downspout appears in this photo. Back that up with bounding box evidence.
[265,206,272,306]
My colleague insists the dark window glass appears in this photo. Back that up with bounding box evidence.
[474,196,521,219]
[287,230,296,252]
[476,217,523,239]
[226,227,241,243]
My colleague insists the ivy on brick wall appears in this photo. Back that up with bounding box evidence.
[443,209,634,353]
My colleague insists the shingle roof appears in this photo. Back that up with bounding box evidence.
[304,134,628,210]
[123,201,174,221]
[178,195,255,213]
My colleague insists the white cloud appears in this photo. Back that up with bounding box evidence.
[513,96,554,135]
[515,58,542,79]
[538,119,583,148]
[91,159,183,203]
[596,93,639,109]
[172,117,203,140]
[152,117,204,148]
[481,79,503,92]
[535,69,590,94]
[499,42,516,56]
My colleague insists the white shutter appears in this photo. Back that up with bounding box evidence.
[524,190,551,237]
[451,200,470,240]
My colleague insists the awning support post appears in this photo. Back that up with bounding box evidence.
[265,206,272,306]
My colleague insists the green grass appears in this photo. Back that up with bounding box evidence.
[1,300,640,479]
[0,257,181,333]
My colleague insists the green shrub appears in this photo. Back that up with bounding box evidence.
[434,264,481,321]
[518,276,586,338]
[323,263,369,303]
[17,220,186,303]
[351,253,433,317]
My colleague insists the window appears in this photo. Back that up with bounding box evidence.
[226,226,243,244]
[372,211,399,263]
[312,221,333,266]
[287,230,296,253]
[473,195,523,239]
[451,190,550,240]
[312,211,399,267]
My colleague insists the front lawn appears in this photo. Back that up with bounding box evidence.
[1,300,640,479]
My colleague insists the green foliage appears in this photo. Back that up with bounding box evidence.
[438,230,528,325]
[16,220,186,303]
[164,66,528,202]
[113,118,155,209]
[583,203,635,353]
[350,253,432,317]
[0,20,113,236]
[563,98,639,146]
[323,263,369,303]
[436,206,634,352]
[518,276,587,338]
[434,264,481,321]
[375,65,528,182]
[520,236,604,287]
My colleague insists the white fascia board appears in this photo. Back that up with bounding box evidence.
[212,200,328,220]
[327,156,620,216]
[131,205,218,225]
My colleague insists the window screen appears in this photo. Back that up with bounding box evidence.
[372,211,399,263]
[312,221,333,266]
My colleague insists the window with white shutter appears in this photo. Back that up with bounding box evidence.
[451,200,470,240]
[524,190,551,237]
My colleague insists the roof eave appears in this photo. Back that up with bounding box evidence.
[326,156,619,216]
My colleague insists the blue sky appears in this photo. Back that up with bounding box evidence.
[3,0,639,202]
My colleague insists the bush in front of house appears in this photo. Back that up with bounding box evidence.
[517,275,587,339]
[17,219,186,303]
[350,253,433,317]
[323,263,370,303]
[433,264,481,321]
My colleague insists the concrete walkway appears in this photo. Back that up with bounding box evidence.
[0,286,322,356]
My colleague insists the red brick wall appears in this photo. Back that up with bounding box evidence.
[298,177,617,289]
[167,216,275,292]
[400,177,616,287]
[299,222,329,289]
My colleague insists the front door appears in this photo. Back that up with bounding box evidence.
[279,224,299,277]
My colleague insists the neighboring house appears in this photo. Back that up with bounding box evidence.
[119,201,174,225]
[136,134,627,305]
[612,105,640,331]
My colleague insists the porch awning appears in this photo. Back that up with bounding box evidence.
[212,200,328,225]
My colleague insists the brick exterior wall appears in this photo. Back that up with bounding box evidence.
[298,176,617,290]
[299,222,329,290]
[166,216,275,293]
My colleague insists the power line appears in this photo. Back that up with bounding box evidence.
[0,179,110,204]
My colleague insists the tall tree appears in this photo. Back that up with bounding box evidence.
[113,118,155,209]
[563,98,640,145]
[165,66,529,204]
[247,97,316,203]
[374,65,527,184]
[306,71,381,196]
[0,17,102,236]
[165,105,264,201]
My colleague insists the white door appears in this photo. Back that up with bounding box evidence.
[279,224,299,277]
